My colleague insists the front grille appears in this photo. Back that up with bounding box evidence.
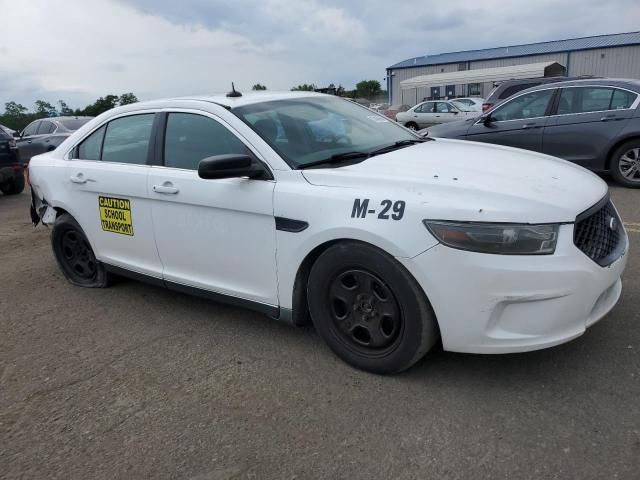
[574,200,622,266]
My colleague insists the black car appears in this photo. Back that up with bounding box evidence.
[482,76,597,112]
[16,116,92,164]
[0,127,24,195]
[425,79,640,187]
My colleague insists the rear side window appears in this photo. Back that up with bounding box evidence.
[102,114,154,164]
[491,89,554,122]
[435,102,452,113]
[37,121,55,134]
[164,113,247,170]
[499,83,539,100]
[611,89,637,110]
[77,125,106,160]
[74,114,153,164]
[556,87,633,114]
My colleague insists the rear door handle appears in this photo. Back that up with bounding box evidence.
[521,123,539,129]
[153,182,179,194]
[69,173,89,184]
[600,115,618,122]
[27,140,33,144]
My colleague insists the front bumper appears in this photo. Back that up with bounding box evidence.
[399,223,628,354]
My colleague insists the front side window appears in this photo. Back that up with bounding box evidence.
[164,113,247,170]
[101,114,154,164]
[415,102,433,113]
[491,89,554,122]
[233,97,418,168]
[22,122,40,136]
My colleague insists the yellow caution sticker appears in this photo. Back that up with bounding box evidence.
[99,196,134,236]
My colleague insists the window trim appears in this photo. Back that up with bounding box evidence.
[478,88,558,124]
[154,109,274,179]
[549,85,640,117]
[67,111,159,166]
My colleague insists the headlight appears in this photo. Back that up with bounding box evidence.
[423,221,559,255]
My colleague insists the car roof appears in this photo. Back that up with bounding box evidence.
[141,91,326,110]
[517,78,640,95]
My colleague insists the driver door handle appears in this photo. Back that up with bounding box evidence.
[521,123,539,129]
[153,182,179,194]
[600,115,617,122]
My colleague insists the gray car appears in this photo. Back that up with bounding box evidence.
[16,116,92,164]
[425,79,640,187]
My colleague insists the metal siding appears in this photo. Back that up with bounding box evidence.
[568,45,640,78]
[469,53,568,70]
[390,63,458,105]
[389,31,640,69]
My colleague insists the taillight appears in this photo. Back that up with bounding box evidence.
[482,103,493,113]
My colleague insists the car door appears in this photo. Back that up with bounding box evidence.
[543,86,637,169]
[413,102,436,127]
[148,111,278,306]
[433,102,461,124]
[66,112,163,278]
[16,120,41,163]
[465,88,555,152]
[31,120,56,157]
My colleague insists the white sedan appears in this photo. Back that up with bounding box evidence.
[450,97,485,112]
[395,100,478,130]
[28,91,627,374]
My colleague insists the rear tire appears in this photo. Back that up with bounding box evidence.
[404,122,419,131]
[610,140,640,188]
[307,241,439,374]
[51,213,112,288]
[0,173,25,195]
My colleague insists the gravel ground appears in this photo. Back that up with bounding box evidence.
[1,185,639,479]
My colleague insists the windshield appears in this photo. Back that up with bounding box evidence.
[233,96,419,168]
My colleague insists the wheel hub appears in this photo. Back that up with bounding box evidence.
[328,269,402,352]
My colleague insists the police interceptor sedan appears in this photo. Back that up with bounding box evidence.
[28,91,628,374]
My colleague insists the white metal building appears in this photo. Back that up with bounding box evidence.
[386,31,640,106]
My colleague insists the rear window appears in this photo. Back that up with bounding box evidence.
[499,83,540,100]
[59,118,91,130]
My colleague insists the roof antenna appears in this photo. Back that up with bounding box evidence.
[226,82,242,98]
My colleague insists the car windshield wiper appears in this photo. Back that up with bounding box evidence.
[298,151,370,169]
[368,138,430,156]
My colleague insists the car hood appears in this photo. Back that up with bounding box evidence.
[301,139,608,224]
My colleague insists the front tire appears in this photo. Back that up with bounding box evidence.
[0,173,25,195]
[307,241,439,374]
[610,140,640,188]
[51,213,112,288]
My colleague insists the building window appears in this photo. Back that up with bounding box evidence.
[468,83,481,96]
[457,63,467,71]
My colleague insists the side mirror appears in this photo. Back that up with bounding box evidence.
[197,154,268,180]
[452,110,459,115]
[481,114,493,126]
[13,131,20,138]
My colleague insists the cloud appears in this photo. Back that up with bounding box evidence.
[0,0,638,109]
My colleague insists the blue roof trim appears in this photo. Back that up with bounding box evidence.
[388,31,640,70]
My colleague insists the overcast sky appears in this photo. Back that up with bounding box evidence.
[0,0,639,110]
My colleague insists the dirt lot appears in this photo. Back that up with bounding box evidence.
[1,186,639,479]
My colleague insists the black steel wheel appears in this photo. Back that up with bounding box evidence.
[51,213,112,287]
[308,241,439,374]
[328,269,403,356]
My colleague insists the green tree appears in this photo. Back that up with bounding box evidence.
[291,83,317,91]
[81,95,120,116]
[0,102,32,130]
[34,100,57,117]
[119,92,139,105]
[58,100,74,116]
[252,83,267,91]
[4,101,28,117]
[355,80,382,99]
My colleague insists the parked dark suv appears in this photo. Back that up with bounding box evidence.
[425,79,640,187]
[0,127,25,195]
[16,116,92,164]
[482,76,597,112]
